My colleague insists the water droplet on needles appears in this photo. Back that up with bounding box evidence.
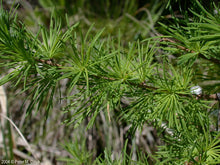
[190,85,202,95]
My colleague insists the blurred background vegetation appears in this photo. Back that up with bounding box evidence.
[0,0,219,164]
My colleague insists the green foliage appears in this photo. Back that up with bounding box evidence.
[59,138,93,165]
[95,140,150,165]
[60,139,150,165]
[156,113,220,164]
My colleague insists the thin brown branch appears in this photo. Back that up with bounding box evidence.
[160,37,192,52]
[36,59,62,67]
[202,94,217,100]
[160,37,220,65]
[128,81,158,90]
[92,75,115,81]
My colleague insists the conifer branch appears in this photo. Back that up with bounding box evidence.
[160,37,220,65]
[35,57,219,101]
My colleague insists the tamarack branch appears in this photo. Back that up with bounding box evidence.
[36,57,219,101]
